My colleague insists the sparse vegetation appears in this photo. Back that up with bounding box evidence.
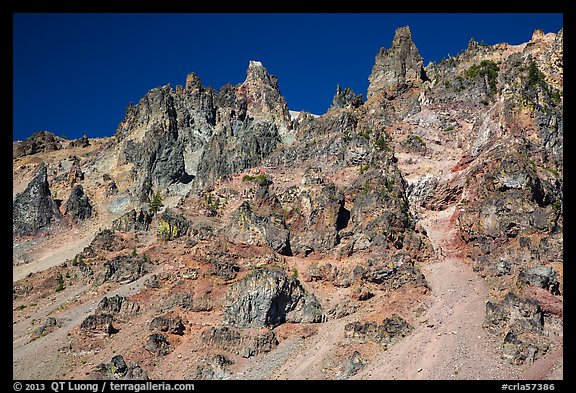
[466,60,500,96]
[55,273,65,292]
[291,269,299,279]
[375,137,390,151]
[71,254,83,266]
[545,166,559,176]
[206,194,220,215]
[386,178,394,193]
[363,179,371,195]
[527,61,562,103]
[360,129,371,140]
[359,164,370,175]
[242,174,270,187]
[149,191,164,213]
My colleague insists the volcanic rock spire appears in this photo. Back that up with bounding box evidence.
[367,26,426,98]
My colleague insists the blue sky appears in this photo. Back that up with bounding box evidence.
[13,13,563,141]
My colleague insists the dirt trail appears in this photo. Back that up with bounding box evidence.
[353,205,521,380]
[13,228,97,282]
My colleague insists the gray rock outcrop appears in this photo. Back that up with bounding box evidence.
[329,85,364,111]
[200,326,278,358]
[13,164,63,236]
[13,131,62,158]
[344,314,413,347]
[116,61,293,202]
[94,355,149,380]
[222,268,324,328]
[367,26,426,98]
[229,201,292,256]
[144,333,172,356]
[64,184,93,222]
[112,208,153,232]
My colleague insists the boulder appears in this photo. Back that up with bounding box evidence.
[229,201,292,256]
[97,255,150,284]
[148,315,185,335]
[189,354,233,380]
[518,266,560,295]
[96,295,140,320]
[200,326,278,358]
[144,333,172,356]
[337,351,365,379]
[30,317,60,340]
[484,292,543,334]
[222,267,324,328]
[344,314,413,347]
[84,229,127,254]
[94,355,149,380]
[80,313,117,335]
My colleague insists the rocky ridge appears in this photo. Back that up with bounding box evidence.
[12,25,562,380]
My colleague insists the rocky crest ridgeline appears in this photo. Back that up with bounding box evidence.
[12,26,562,379]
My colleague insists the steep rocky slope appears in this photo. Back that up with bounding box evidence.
[13,26,562,380]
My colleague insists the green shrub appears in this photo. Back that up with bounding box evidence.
[375,137,389,151]
[292,269,299,279]
[242,174,270,187]
[545,167,559,176]
[386,178,394,193]
[363,179,371,195]
[466,60,499,95]
[149,191,164,213]
[56,273,65,292]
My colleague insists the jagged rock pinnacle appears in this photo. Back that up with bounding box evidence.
[185,72,202,90]
[13,164,63,236]
[245,60,278,88]
[367,26,426,98]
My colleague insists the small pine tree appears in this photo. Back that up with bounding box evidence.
[56,273,65,292]
[149,191,164,213]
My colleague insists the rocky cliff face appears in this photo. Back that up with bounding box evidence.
[115,61,292,202]
[13,164,64,236]
[13,25,562,380]
[367,26,426,99]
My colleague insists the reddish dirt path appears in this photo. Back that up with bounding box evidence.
[353,206,522,380]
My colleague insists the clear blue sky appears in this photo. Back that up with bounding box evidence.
[13,13,563,141]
